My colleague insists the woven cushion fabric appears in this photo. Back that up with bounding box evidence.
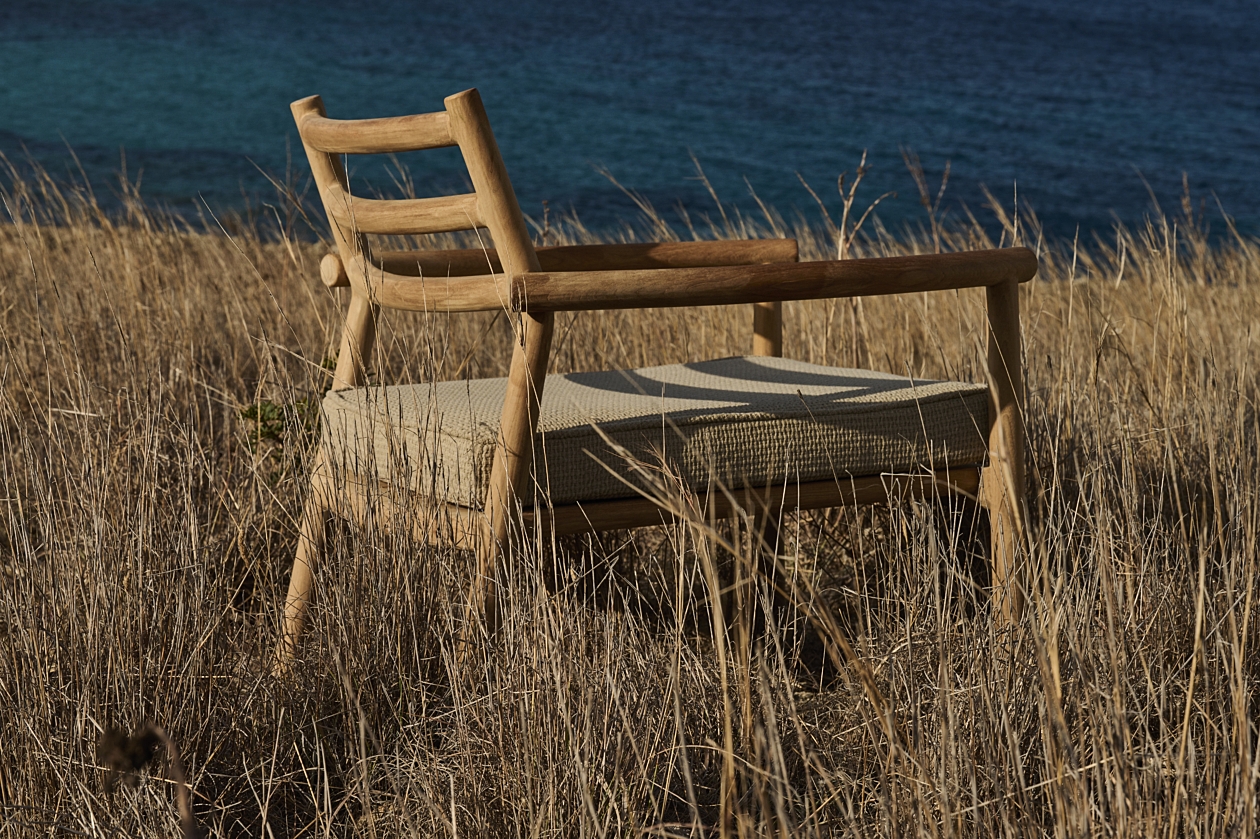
[320,356,989,506]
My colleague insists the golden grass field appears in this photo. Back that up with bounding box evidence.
[2,161,1260,837]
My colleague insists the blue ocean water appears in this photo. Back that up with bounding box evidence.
[1,0,1257,239]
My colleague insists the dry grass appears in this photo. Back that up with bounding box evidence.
[2,158,1260,837]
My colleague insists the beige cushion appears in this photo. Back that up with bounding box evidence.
[320,356,989,506]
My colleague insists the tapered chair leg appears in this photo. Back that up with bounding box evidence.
[747,510,790,633]
[276,454,331,670]
[749,508,819,663]
[985,477,1024,626]
[723,509,792,646]
[457,528,501,666]
[456,308,553,668]
[984,279,1026,628]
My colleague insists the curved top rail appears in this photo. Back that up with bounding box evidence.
[511,247,1038,312]
[297,110,455,154]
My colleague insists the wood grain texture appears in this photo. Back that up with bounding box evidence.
[445,88,551,644]
[320,252,348,288]
[322,183,483,235]
[297,110,455,154]
[317,239,800,289]
[982,278,1027,625]
[291,96,367,259]
[513,247,1039,312]
[344,255,509,312]
[331,290,377,390]
[752,300,783,356]
[276,449,331,668]
[531,239,799,272]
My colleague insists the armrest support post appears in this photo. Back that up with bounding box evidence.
[752,301,782,357]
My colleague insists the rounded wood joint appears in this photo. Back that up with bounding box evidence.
[320,253,350,288]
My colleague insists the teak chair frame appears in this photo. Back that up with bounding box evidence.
[278,88,1036,664]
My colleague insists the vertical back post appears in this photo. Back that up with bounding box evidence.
[983,278,1026,626]
[292,95,377,390]
[446,89,554,637]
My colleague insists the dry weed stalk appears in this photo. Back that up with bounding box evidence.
[1,156,1259,836]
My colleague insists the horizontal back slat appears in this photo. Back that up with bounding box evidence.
[299,111,455,154]
[323,184,484,235]
[512,248,1039,312]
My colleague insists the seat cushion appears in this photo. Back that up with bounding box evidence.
[320,356,989,506]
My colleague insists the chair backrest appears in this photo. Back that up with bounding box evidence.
[293,89,553,535]
[292,88,544,393]
[292,88,539,283]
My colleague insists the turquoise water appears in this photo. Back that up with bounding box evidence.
[2,0,1257,237]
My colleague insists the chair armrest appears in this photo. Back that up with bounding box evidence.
[511,248,1038,312]
[318,239,798,287]
[535,239,798,271]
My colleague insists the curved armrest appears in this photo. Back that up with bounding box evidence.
[511,248,1038,312]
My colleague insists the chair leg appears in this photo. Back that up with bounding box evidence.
[749,509,812,654]
[982,413,1026,627]
[984,470,1024,627]
[984,278,1026,629]
[725,509,792,644]
[931,492,988,614]
[276,460,330,670]
[457,527,502,666]
[458,309,554,666]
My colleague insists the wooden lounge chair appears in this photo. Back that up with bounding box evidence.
[276,87,1035,663]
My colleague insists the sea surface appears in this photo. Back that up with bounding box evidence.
[1,0,1257,239]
